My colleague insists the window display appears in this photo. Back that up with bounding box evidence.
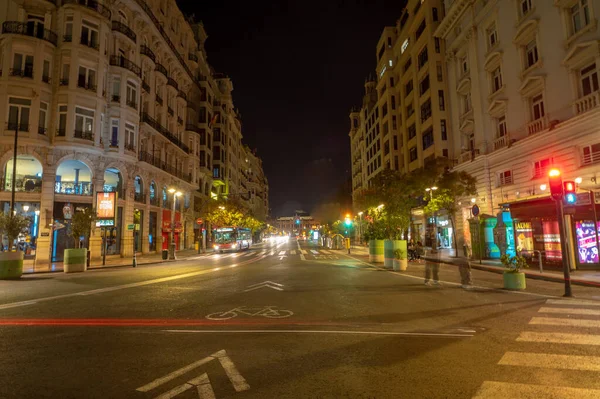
[576,220,599,264]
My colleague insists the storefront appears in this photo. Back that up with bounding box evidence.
[468,211,516,261]
[161,209,182,250]
[435,215,453,249]
[52,202,92,262]
[149,211,157,252]
[1,201,40,258]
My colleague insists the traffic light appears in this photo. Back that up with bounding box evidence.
[344,214,352,227]
[548,168,563,201]
[563,180,576,205]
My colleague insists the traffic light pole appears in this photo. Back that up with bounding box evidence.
[555,200,573,297]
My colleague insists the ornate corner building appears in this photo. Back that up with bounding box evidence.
[0,0,268,266]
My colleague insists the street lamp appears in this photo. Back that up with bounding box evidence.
[357,211,363,245]
[377,204,384,210]
[168,188,182,260]
[425,186,438,253]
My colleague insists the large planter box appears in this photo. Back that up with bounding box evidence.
[0,251,23,279]
[393,259,408,271]
[503,271,526,290]
[384,240,407,269]
[64,248,87,273]
[368,240,384,263]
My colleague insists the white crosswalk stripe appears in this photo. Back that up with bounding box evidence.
[310,250,319,254]
[476,296,600,396]
[290,250,296,255]
[278,251,286,256]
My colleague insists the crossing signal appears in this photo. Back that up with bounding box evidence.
[548,168,563,201]
[563,180,576,205]
[344,214,352,227]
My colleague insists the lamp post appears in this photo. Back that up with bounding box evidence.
[168,188,182,260]
[357,211,363,245]
[425,186,438,253]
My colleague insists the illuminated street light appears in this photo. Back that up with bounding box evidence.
[471,198,477,203]
[540,184,547,191]
[22,204,29,212]
[377,204,384,209]
[575,177,583,184]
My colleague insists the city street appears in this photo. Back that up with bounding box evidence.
[2,238,600,398]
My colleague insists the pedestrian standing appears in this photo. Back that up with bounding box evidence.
[424,249,441,286]
[458,257,472,289]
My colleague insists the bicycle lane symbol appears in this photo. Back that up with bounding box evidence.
[205,306,294,321]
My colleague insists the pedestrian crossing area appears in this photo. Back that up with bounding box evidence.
[473,297,600,398]
[210,248,341,260]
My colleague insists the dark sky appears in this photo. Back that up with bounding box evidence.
[177,0,406,217]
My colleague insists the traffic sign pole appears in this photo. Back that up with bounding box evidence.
[556,200,572,297]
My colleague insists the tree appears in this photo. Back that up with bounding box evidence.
[69,207,96,248]
[0,213,30,251]
[423,170,477,255]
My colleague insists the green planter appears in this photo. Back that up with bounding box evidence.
[384,240,406,269]
[0,251,23,279]
[64,248,87,273]
[503,272,526,290]
[369,239,384,263]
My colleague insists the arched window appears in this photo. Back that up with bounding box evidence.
[149,181,157,205]
[55,160,92,195]
[5,155,43,192]
[104,168,123,197]
[162,186,168,208]
[134,176,143,202]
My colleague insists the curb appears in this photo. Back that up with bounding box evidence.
[426,256,600,289]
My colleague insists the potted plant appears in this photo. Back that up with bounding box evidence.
[0,213,30,279]
[393,248,408,271]
[64,207,96,273]
[500,253,528,290]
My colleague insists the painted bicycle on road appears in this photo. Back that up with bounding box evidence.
[205,306,294,320]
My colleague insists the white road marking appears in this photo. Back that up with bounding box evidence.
[164,329,473,337]
[301,250,308,255]
[290,250,296,255]
[137,356,215,392]
[191,374,216,399]
[247,281,283,288]
[546,299,600,307]
[278,251,286,256]
[310,250,319,255]
[0,256,266,311]
[517,331,600,345]
[499,351,600,371]
[213,349,251,392]
[473,381,600,399]
[539,307,600,316]
[530,316,600,328]
[243,281,284,292]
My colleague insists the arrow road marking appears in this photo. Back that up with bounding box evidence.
[137,349,249,398]
[243,281,284,292]
[278,251,286,256]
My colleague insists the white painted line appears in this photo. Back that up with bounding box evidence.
[473,381,600,399]
[137,355,215,392]
[310,250,319,254]
[546,299,600,307]
[278,251,286,256]
[539,307,600,316]
[290,250,296,255]
[517,331,600,346]
[0,300,37,309]
[154,381,193,399]
[213,349,251,392]
[243,285,283,292]
[530,317,600,328]
[301,250,308,255]
[499,351,600,371]
[189,373,216,399]
[163,329,473,337]
[247,281,282,288]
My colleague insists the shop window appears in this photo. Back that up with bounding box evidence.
[498,170,513,186]
[104,168,123,197]
[55,160,92,195]
[4,155,43,192]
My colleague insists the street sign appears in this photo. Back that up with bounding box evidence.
[576,192,592,205]
[40,232,50,237]
[127,224,135,230]
[196,217,203,225]
[471,204,480,217]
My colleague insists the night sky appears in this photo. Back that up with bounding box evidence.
[177,0,406,217]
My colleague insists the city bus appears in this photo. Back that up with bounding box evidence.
[213,227,252,252]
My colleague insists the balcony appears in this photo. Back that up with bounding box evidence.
[2,21,58,46]
[527,116,548,136]
[63,34,72,43]
[111,21,136,43]
[140,45,155,62]
[493,134,509,151]
[149,195,159,206]
[126,99,137,109]
[155,94,163,105]
[167,77,178,90]
[59,78,69,86]
[9,67,33,79]
[142,80,150,93]
[109,139,118,148]
[79,36,99,50]
[188,53,198,63]
[56,128,66,137]
[38,126,47,135]
[62,0,111,20]
[155,63,168,77]
[112,94,120,103]
[574,91,600,115]
[77,79,97,92]
[5,122,29,132]
[54,181,93,196]
[140,112,190,153]
[177,90,187,101]
[125,142,135,152]
[138,151,192,182]
[185,124,201,134]
[74,130,93,141]
[0,176,42,192]
[42,74,51,84]
[134,192,145,203]
[109,55,141,77]
[457,149,480,164]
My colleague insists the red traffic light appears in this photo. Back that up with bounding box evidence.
[563,181,575,193]
[548,169,563,201]
[563,180,576,205]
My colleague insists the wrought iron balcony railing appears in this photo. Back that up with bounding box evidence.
[111,21,136,42]
[2,21,58,46]
[109,55,141,77]
[62,0,111,20]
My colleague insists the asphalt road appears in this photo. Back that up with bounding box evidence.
[1,238,600,398]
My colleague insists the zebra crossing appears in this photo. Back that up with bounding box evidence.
[210,248,341,260]
[474,297,600,398]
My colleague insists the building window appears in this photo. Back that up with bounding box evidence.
[110,119,119,146]
[404,57,412,72]
[393,135,398,150]
[497,115,507,137]
[580,63,599,96]
[38,102,48,134]
[384,140,390,155]
[463,93,472,114]
[394,156,399,170]
[12,53,34,78]
[441,119,447,140]
[491,66,503,92]
[487,24,498,50]
[382,103,388,117]
[416,20,426,40]
[498,170,513,186]
[433,8,439,22]
[418,46,428,69]
[571,0,591,34]
[408,124,416,140]
[582,142,600,165]
[460,56,468,75]
[81,20,99,49]
[392,115,397,130]
[419,75,430,96]
[436,62,443,82]
[401,38,410,54]
[391,95,396,110]
[409,147,418,162]
[435,38,440,53]
[57,105,67,136]
[533,158,553,179]
[525,40,538,69]
[531,93,545,121]
[405,80,413,96]
[7,97,31,132]
[420,99,432,123]
[74,107,94,139]
[406,103,414,118]
[125,123,136,150]
[520,0,533,18]
[422,128,434,150]
[438,90,445,111]
[42,60,51,83]
[126,81,137,109]
[77,65,96,90]
[442,149,448,157]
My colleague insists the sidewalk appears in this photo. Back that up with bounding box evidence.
[23,248,213,274]
[427,248,600,288]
